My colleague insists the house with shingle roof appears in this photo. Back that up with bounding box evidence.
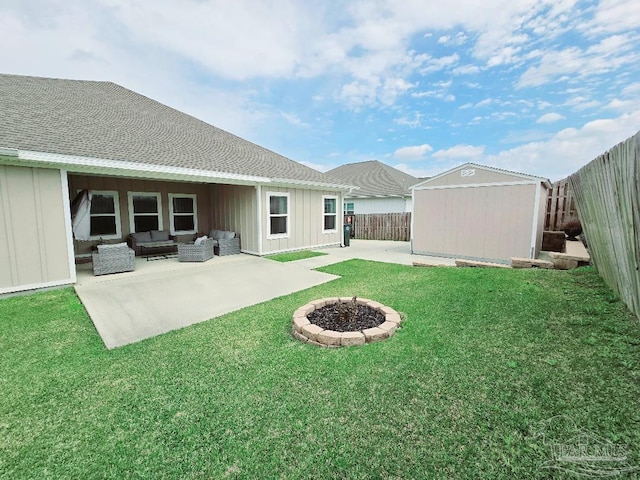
[326,160,419,215]
[0,74,353,294]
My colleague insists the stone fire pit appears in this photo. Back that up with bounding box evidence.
[292,297,402,347]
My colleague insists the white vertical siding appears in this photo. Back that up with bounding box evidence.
[412,183,537,263]
[261,187,341,254]
[0,165,73,293]
[210,184,258,254]
[348,197,410,214]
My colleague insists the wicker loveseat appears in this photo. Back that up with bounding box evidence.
[177,237,215,262]
[209,229,241,256]
[92,243,136,276]
[127,230,177,256]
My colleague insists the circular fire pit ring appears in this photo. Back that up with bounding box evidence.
[292,297,402,347]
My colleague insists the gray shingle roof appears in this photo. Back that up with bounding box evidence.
[0,74,335,185]
[326,160,419,197]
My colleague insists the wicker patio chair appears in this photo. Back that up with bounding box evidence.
[92,243,136,276]
[177,237,215,262]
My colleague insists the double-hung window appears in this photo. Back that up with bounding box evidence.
[128,192,162,233]
[323,196,338,233]
[89,191,121,240]
[169,194,197,235]
[268,192,289,238]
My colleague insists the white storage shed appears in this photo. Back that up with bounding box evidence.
[411,163,551,264]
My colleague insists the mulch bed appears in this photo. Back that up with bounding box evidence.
[308,303,386,332]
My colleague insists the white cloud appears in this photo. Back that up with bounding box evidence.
[299,160,329,172]
[518,34,638,88]
[563,96,601,111]
[486,110,640,180]
[536,112,565,123]
[419,54,460,74]
[280,112,309,127]
[475,98,493,107]
[393,162,443,178]
[438,32,468,46]
[432,145,485,159]
[411,90,455,101]
[394,144,433,160]
[452,64,481,75]
[582,0,640,34]
[395,113,423,127]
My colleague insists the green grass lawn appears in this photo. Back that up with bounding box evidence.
[1,261,639,478]
[266,250,328,262]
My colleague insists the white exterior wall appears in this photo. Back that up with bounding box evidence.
[261,186,341,254]
[210,184,258,254]
[347,196,411,214]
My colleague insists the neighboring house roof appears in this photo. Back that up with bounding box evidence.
[0,74,346,188]
[326,160,418,197]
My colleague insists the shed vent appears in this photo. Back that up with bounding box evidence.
[461,169,476,177]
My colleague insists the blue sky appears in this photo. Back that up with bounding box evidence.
[2,0,639,181]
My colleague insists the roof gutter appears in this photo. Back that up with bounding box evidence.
[1,148,363,191]
[269,177,359,191]
[3,149,271,185]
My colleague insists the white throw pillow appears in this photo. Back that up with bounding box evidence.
[194,235,208,246]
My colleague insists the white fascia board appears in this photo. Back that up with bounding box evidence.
[4,148,366,191]
[14,150,271,184]
[344,193,408,199]
[269,177,358,191]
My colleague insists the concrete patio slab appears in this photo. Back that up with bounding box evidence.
[75,255,338,349]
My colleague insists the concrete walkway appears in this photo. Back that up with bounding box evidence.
[75,240,452,349]
[299,239,455,269]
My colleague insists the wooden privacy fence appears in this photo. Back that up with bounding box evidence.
[352,213,411,241]
[570,131,640,321]
[545,177,577,230]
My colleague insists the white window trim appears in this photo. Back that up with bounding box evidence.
[127,192,163,233]
[168,193,198,235]
[343,201,355,215]
[323,195,338,234]
[267,191,290,239]
[88,190,122,241]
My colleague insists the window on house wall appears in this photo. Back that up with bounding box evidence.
[169,194,197,234]
[268,192,289,238]
[344,202,354,215]
[323,196,338,233]
[89,191,121,239]
[128,192,162,233]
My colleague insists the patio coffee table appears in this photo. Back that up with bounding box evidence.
[140,243,178,261]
